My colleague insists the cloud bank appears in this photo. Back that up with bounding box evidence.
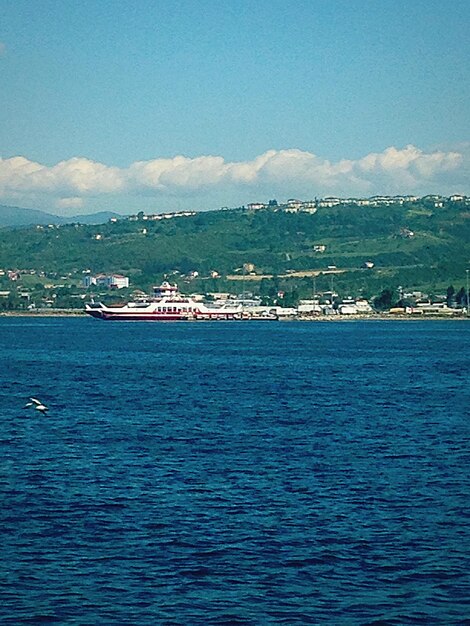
[0,145,467,214]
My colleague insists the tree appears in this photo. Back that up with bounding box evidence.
[456,287,467,307]
[446,285,455,307]
[282,288,299,307]
[259,278,270,296]
[373,289,394,311]
[7,289,21,310]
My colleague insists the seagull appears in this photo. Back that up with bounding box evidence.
[34,403,49,415]
[25,397,49,415]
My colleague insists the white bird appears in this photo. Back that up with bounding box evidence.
[25,397,49,414]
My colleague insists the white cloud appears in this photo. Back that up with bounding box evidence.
[0,144,467,214]
[49,158,124,194]
[56,197,84,210]
[129,155,227,190]
[0,156,124,196]
[355,145,462,178]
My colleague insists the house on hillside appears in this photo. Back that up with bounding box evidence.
[318,197,341,208]
[302,201,318,214]
[83,274,129,289]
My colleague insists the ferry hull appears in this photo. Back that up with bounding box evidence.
[85,305,247,321]
[87,311,192,321]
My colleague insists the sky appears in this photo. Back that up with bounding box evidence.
[0,0,469,215]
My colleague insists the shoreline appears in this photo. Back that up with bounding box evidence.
[0,310,468,321]
[0,310,85,317]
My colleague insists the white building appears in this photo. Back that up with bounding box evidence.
[355,299,373,313]
[269,306,298,318]
[286,199,303,209]
[297,302,322,315]
[108,274,129,289]
[318,197,341,207]
[83,273,129,289]
[338,304,358,315]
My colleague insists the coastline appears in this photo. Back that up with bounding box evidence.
[0,309,468,321]
[0,310,85,317]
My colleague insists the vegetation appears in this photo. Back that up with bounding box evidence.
[0,199,469,309]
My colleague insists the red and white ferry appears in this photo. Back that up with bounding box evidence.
[85,282,250,321]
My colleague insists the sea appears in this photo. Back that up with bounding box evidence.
[1,317,469,625]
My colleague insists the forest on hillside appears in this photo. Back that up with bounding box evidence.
[0,199,469,304]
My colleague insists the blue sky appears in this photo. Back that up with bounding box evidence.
[0,0,469,214]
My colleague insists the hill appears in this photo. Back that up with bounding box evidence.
[0,204,121,227]
[0,199,469,299]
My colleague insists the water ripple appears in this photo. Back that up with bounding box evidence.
[1,318,469,624]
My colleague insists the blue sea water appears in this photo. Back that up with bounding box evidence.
[1,317,469,625]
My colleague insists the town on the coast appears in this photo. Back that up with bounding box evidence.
[1,193,469,319]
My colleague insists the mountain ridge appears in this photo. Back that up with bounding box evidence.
[0,204,122,227]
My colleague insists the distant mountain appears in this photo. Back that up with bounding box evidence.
[0,204,121,227]
[0,204,60,227]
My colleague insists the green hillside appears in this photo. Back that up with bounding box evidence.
[1,199,469,302]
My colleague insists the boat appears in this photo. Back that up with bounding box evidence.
[85,281,254,321]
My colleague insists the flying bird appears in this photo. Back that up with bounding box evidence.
[25,397,49,415]
[34,403,49,415]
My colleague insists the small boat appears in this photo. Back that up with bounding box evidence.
[85,281,252,321]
